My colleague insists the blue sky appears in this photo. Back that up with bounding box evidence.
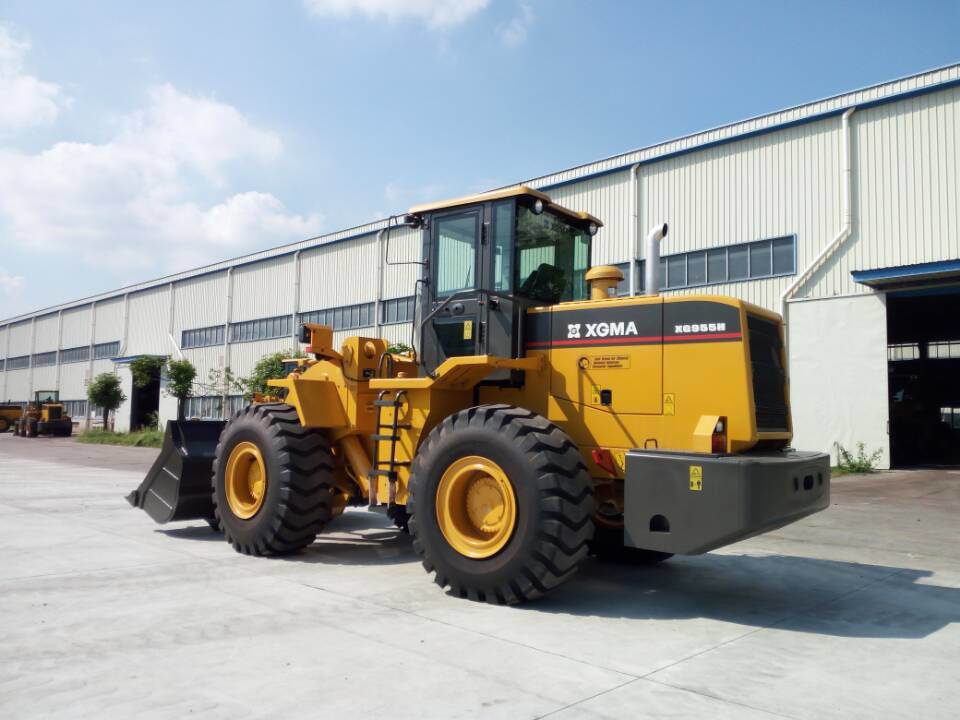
[1,0,958,317]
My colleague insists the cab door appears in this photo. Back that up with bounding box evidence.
[421,206,484,371]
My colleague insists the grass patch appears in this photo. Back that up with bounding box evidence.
[77,428,164,448]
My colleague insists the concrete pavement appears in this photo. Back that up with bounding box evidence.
[0,435,958,719]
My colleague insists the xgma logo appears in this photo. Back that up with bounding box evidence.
[566,321,640,339]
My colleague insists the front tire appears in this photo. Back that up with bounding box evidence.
[409,405,594,604]
[212,403,336,556]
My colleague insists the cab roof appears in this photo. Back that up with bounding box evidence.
[408,185,603,227]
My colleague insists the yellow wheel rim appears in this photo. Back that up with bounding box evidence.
[225,441,267,519]
[436,455,517,559]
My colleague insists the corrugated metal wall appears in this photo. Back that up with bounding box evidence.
[61,306,92,349]
[94,299,124,345]
[233,256,295,322]
[804,86,960,297]
[127,287,171,355]
[33,314,60,353]
[174,273,228,332]
[8,320,33,356]
[300,234,378,310]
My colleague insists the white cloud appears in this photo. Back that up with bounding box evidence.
[496,2,534,47]
[0,84,321,277]
[0,270,25,297]
[0,25,68,130]
[303,0,489,29]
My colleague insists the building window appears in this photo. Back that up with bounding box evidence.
[614,236,796,295]
[32,351,57,367]
[94,341,120,360]
[229,315,293,343]
[300,302,375,331]
[185,395,245,420]
[928,340,960,359]
[888,343,919,361]
[6,355,29,370]
[63,400,88,418]
[182,325,225,349]
[381,297,416,325]
[60,346,91,364]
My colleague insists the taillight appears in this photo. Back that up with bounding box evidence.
[712,417,727,454]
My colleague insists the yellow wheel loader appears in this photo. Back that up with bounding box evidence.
[128,186,830,603]
[15,390,73,438]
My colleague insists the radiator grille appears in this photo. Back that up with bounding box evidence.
[747,315,789,432]
[47,406,62,420]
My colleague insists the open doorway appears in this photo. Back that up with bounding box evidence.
[887,288,960,466]
[129,358,162,431]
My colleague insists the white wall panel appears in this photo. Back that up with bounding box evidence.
[233,256,295,322]
[174,273,228,331]
[804,87,960,298]
[548,172,634,266]
[227,338,295,377]
[4,369,29,402]
[300,234,379,310]
[127,287,171,355]
[31,366,57,393]
[638,116,841,312]
[94,299,125,344]
[59,362,91,402]
[34,313,60,352]
[61,306,92,349]
[8,320,33,357]
[789,294,890,468]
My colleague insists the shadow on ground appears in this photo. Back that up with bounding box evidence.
[158,511,960,640]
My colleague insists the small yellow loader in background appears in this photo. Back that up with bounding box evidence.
[128,186,829,603]
[0,404,21,433]
[14,390,73,437]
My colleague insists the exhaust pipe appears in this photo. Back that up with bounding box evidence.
[644,223,668,296]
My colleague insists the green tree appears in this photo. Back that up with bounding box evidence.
[87,373,126,430]
[129,356,166,389]
[165,358,197,420]
[239,349,305,401]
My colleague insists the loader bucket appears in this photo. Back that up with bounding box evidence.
[125,419,226,524]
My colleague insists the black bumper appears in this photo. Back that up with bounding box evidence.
[623,449,830,555]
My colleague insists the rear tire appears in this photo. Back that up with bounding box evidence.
[26,419,38,438]
[0,418,8,433]
[212,403,336,556]
[409,405,594,604]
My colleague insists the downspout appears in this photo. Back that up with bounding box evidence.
[292,249,302,343]
[374,228,386,335]
[629,163,641,295]
[780,107,856,334]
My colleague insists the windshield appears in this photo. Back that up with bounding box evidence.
[515,206,591,303]
[36,391,59,403]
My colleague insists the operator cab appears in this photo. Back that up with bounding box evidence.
[407,186,601,373]
[34,390,60,405]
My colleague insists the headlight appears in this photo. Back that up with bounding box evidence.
[532,199,544,215]
[588,222,598,236]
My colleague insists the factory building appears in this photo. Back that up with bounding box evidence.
[3,63,959,468]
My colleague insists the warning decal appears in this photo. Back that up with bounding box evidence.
[689,465,703,491]
[591,355,630,369]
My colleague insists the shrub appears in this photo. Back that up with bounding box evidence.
[130,356,166,389]
[87,373,126,430]
[834,442,883,474]
[240,350,305,400]
[166,358,197,419]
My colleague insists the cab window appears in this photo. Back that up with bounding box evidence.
[515,206,590,303]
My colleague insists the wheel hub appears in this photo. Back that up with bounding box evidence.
[436,455,516,559]
[225,441,267,519]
